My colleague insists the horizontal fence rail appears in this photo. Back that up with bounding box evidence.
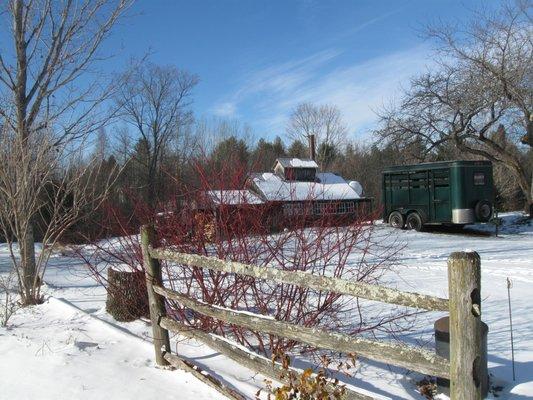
[153,284,451,378]
[160,317,376,400]
[163,352,246,400]
[149,248,449,312]
[141,225,484,400]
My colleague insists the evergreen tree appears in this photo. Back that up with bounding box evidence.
[251,136,287,171]
[287,140,308,158]
[211,136,250,167]
[317,142,338,170]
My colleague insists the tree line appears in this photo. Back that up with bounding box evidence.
[100,124,528,212]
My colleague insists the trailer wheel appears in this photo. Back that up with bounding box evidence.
[388,211,405,229]
[406,212,424,231]
[475,200,492,222]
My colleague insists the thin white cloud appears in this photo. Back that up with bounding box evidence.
[336,8,403,40]
[234,49,342,98]
[211,45,432,139]
[212,101,238,118]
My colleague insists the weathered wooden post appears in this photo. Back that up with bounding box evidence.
[141,224,171,366]
[448,251,483,400]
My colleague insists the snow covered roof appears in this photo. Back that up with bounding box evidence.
[250,172,361,202]
[206,190,264,206]
[275,158,318,169]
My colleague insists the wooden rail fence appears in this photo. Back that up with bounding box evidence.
[140,224,484,400]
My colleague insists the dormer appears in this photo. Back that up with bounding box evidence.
[273,158,318,182]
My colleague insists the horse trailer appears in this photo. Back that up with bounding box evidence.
[382,161,494,231]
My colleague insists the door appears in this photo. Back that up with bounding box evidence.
[431,169,451,222]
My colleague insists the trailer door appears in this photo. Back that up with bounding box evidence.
[431,169,451,222]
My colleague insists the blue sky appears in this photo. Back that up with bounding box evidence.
[3,0,503,143]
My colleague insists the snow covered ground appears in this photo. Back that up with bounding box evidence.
[1,212,532,399]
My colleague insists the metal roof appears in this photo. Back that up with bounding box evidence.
[382,160,492,173]
[275,158,318,169]
[250,172,361,202]
[206,190,264,205]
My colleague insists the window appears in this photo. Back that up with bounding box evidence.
[314,202,335,215]
[433,170,450,187]
[313,201,355,215]
[337,201,355,214]
[409,172,427,189]
[386,174,409,190]
[283,202,306,216]
[474,172,485,186]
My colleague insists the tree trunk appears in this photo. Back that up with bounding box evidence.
[498,158,531,212]
[514,163,532,213]
[147,153,159,206]
[14,0,40,306]
[20,223,39,305]
[530,172,533,217]
[106,268,150,322]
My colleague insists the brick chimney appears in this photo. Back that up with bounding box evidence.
[308,134,316,161]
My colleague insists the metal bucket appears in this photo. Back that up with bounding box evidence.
[434,316,489,397]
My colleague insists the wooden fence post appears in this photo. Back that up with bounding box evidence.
[141,224,171,367]
[448,251,482,400]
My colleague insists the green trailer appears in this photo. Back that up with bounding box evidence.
[382,161,494,231]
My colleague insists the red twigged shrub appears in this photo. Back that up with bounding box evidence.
[72,194,153,321]
[77,156,411,360]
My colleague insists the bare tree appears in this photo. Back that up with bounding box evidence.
[0,0,131,305]
[0,126,119,305]
[286,102,347,167]
[194,117,256,156]
[376,1,532,209]
[115,62,199,204]
[0,268,19,327]
[521,115,533,215]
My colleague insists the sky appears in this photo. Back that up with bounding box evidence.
[2,0,503,144]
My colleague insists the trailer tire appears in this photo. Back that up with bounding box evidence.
[475,200,492,222]
[406,212,424,231]
[388,211,405,229]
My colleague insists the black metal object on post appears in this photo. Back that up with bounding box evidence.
[434,316,489,398]
[507,277,515,381]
